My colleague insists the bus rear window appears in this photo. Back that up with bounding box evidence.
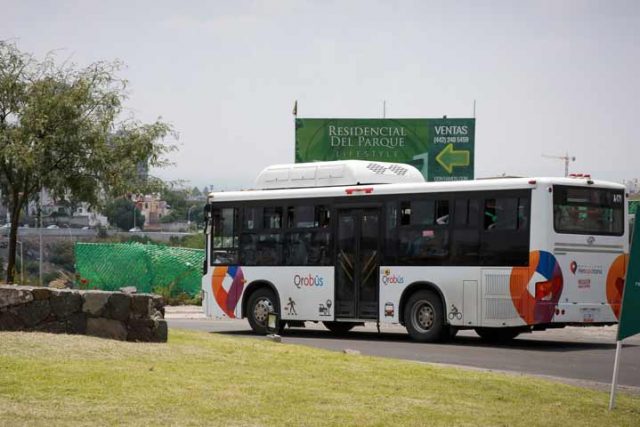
[553,186,624,236]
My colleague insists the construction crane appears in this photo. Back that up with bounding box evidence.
[542,152,575,177]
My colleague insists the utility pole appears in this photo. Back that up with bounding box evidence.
[132,194,139,230]
[542,152,576,177]
[187,205,196,228]
[39,187,44,286]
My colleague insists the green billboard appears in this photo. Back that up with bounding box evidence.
[295,118,475,181]
[618,211,640,340]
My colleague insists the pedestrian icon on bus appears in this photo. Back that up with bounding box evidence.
[285,297,297,316]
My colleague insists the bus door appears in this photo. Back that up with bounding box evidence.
[335,208,381,319]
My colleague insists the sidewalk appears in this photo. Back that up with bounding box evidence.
[165,305,206,319]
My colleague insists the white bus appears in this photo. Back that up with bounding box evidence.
[201,161,628,342]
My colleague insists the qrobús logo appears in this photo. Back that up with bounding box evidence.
[570,260,604,276]
[211,266,245,318]
[382,269,404,286]
[294,274,324,289]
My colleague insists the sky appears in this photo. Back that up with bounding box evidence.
[2,0,639,190]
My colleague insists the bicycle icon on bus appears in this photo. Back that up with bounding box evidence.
[448,305,462,320]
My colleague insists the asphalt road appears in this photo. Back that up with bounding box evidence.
[167,316,640,391]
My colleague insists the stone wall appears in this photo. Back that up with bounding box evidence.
[0,285,167,342]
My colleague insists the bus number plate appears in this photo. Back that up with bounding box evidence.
[580,307,600,323]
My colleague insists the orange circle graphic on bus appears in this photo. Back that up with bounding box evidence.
[606,254,628,320]
[211,266,245,318]
[510,251,563,324]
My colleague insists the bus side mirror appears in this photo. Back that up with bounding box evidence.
[203,204,212,235]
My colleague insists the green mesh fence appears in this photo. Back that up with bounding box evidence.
[75,242,204,297]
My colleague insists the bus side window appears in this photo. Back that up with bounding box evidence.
[244,207,262,231]
[317,206,330,228]
[284,232,309,265]
[484,198,519,230]
[517,197,529,230]
[211,207,238,265]
[240,232,282,266]
[494,198,518,230]
[454,199,467,225]
[310,230,331,265]
[396,198,449,266]
[411,199,435,225]
[287,205,330,229]
[479,193,530,266]
[400,201,411,225]
[385,202,399,263]
[283,204,332,266]
[451,198,480,265]
[263,207,282,229]
[484,199,497,230]
[287,205,315,228]
[436,200,449,225]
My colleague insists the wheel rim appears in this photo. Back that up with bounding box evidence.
[253,297,274,325]
[411,300,435,333]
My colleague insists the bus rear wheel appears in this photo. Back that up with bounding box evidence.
[323,321,357,335]
[404,290,445,342]
[475,327,521,343]
[247,288,280,335]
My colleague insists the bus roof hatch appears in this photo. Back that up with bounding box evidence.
[254,160,425,190]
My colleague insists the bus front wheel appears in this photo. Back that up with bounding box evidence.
[247,288,280,335]
[404,290,445,342]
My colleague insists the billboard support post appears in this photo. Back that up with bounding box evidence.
[609,211,640,410]
[609,340,622,410]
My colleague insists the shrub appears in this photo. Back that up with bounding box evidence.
[48,241,75,271]
[97,225,108,238]
[170,234,204,250]
[25,260,40,275]
[120,234,153,244]
[43,271,60,285]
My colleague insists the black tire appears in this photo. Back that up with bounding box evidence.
[475,327,521,343]
[247,288,280,335]
[323,321,357,335]
[404,290,445,342]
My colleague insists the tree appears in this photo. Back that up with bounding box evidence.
[160,187,204,227]
[104,198,145,231]
[162,188,189,216]
[0,42,175,283]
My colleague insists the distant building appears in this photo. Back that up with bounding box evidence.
[132,193,170,231]
[0,187,111,228]
[73,203,109,228]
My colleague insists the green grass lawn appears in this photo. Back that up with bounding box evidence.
[0,329,638,426]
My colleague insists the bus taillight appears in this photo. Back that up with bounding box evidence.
[345,187,374,195]
[535,281,554,301]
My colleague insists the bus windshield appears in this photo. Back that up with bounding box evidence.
[553,185,624,236]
